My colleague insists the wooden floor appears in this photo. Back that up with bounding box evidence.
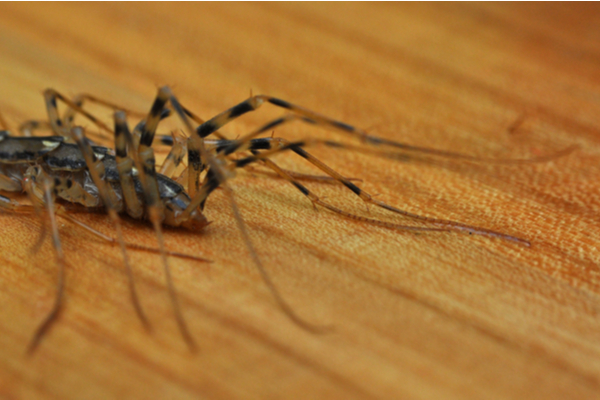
[1,3,599,399]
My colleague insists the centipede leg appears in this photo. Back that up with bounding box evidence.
[159,132,187,177]
[164,88,330,333]
[247,151,451,234]
[197,94,575,163]
[44,89,112,137]
[62,93,147,131]
[197,118,530,244]
[135,89,197,350]
[228,136,529,245]
[57,211,212,263]
[69,126,152,331]
[16,173,67,354]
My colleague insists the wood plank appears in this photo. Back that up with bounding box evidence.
[0,3,599,399]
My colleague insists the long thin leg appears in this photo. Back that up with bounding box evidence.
[21,175,66,354]
[44,89,113,137]
[43,91,155,330]
[204,138,361,184]
[184,132,529,244]
[165,88,329,333]
[228,137,530,245]
[166,135,351,185]
[135,89,197,350]
[191,95,575,164]
[316,139,577,165]
[249,151,452,233]
[113,111,144,219]
[69,127,151,331]
[58,211,212,263]
[196,118,532,244]
[159,132,187,177]
[183,130,514,241]
[187,141,514,238]
[63,93,147,131]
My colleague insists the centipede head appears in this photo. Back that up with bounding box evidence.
[179,207,211,231]
[162,194,211,231]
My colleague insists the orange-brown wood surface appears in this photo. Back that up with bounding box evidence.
[1,3,599,399]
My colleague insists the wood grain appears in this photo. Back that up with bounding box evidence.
[1,3,600,399]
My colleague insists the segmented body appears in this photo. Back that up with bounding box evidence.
[0,131,208,229]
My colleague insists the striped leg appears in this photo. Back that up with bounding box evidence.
[44,89,166,330]
[247,151,451,234]
[44,89,113,137]
[163,88,329,333]
[69,126,151,331]
[225,136,530,245]
[42,89,172,150]
[62,93,146,131]
[193,95,576,164]
[18,171,66,354]
[133,88,197,350]
[159,132,187,177]
[113,111,144,219]
[177,135,527,243]
[184,133,529,244]
[188,108,533,245]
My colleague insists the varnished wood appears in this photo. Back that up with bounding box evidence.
[1,3,599,399]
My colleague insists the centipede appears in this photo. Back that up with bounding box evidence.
[0,87,576,353]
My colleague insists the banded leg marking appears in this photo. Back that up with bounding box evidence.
[229,137,530,245]
[70,126,151,331]
[164,87,329,333]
